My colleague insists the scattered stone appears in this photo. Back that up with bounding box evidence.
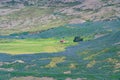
[0,68,14,72]
[64,71,71,74]
[12,60,25,64]
[65,78,72,80]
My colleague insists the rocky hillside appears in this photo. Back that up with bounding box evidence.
[0,0,120,35]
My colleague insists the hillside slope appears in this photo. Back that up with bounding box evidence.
[0,20,120,80]
[0,0,120,80]
[0,0,120,35]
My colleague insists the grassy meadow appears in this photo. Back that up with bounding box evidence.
[0,37,77,54]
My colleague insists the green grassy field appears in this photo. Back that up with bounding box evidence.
[0,38,77,54]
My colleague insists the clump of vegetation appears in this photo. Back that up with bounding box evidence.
[45,57,66,68]
[82,34,95,41]
[73,36,83,42]
[73,34,94,42]
[87,60,96,68]
[69,63,77,69]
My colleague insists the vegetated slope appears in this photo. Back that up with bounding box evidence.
[1,19,120,39]
[0,31,119,80]
[0,0,120,80]
[0,20,120,80]
[0,0,120,35]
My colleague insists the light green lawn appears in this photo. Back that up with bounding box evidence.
[0,38,77,55]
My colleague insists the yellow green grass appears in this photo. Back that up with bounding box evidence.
[0,38,77,55]
[45,56,66,68]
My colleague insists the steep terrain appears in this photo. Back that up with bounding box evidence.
[0,0,120,80]
[0,20,120,80]
[0,0,120,35]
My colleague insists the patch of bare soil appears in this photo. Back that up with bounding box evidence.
[10,76,55,80]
